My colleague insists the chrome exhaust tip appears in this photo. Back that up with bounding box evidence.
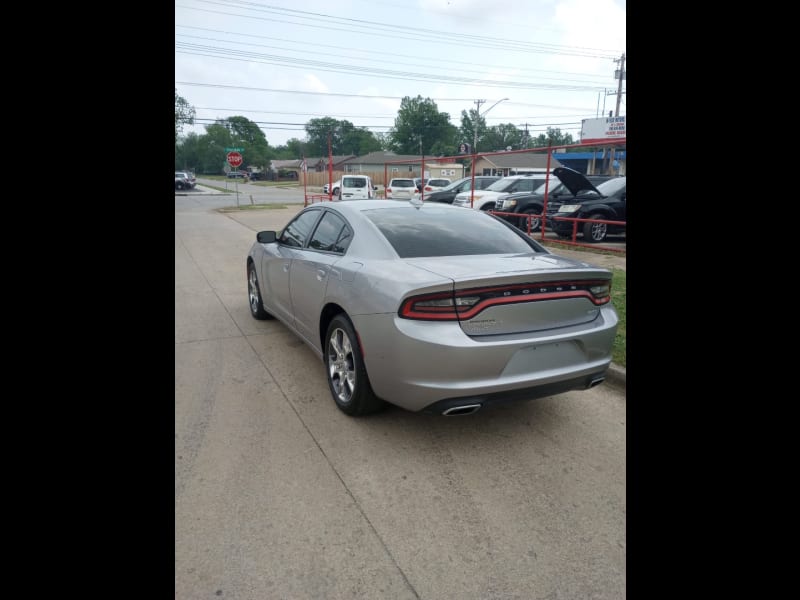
[442,404,482,416]
[588,376,605,388]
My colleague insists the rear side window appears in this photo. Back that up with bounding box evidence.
[280,209,321,248]
[308,212,353,254]
[364,206,543,258]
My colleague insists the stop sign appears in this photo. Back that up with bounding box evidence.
[226,151,243,168]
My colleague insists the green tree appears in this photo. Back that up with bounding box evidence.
[388,96,457,155]
[175,132,202,172]
[197,122,234,174]
[225,116,271,169]
[531,127,575,149]
[282,138,306,158]
[482,123,524,152]
[175,90,196,144]
[459,108,482,152]
[305,117,344,156]
[304,118,382,156]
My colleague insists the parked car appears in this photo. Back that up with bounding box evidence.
[543,168,626,243]
[386,178,420,199]
[175,171,196,190]
[421,178,451,193]
[452,173,550,211]
[423,176,501,204]
[495,173,613,233]
[323,180,339,196]
[246,200,617,416]
[337,175,376,200]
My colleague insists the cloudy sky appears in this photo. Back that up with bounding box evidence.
[175,0,626,148]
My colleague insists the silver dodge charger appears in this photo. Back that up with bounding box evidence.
[247,200,618,416]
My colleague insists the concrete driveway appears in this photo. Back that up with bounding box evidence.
[175,194,626,599]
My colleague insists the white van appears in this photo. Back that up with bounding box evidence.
[338,175,375,200]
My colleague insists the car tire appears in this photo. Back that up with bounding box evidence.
[247,262,272,320]
[176,182,184,191]
[518,208,542,233]
[480,202,495,211]
[324,314,383,416]
[583,213,608,243]
[333,187,340,197]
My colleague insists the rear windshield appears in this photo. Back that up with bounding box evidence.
[364,206,543,258]
[343,177,367,188]
[428,179,450,186]
[391,180,415,188]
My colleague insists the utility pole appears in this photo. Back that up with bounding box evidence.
[472,98,509,153]
[608,53,625,175]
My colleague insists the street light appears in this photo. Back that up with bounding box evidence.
[473,97,509,152]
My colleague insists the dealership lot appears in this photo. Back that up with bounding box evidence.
[175,192,625,599]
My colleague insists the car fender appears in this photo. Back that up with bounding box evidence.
[576,202,617,220]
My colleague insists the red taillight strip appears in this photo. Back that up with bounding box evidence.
[399,280,611,321]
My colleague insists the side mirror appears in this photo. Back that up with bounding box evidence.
[373,185,378,190]
[257,231,276,243]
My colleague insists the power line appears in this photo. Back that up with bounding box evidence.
[176,82,598,112]
[175,44,607,92]
[181,0,621,59]
[176,27,614,83]
[193,106,596,121]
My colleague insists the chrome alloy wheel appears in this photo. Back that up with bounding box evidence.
[328,327,356,403]
[248,268,260,313]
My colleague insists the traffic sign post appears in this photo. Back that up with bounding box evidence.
[225,151,244,206]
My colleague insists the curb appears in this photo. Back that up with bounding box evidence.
[605,362,626,392]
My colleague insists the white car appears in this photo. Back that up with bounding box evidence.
[338,175,376,200]
[421,178,451,193]
[386,178,419,199]
[452,174,550,211]
[323,179,342,196]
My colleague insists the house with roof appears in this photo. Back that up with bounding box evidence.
[341,151,466,181]
[271,155,356,179]
[471,151,562,176]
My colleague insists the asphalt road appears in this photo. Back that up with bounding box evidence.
[175,189,626,599]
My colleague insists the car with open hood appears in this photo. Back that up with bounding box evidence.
[495,171,613,233]
[542,168,626,243]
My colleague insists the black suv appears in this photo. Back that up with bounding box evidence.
[423,176,501,204]
[495,172,612,233]
[542,167,626,243]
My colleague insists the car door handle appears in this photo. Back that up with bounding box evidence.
[282,263,290,272]
[317,269,327,281]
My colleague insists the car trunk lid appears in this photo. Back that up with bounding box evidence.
[404,254,612,336]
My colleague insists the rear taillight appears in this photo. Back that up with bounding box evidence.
[424,186,433,191]
[399,280,612,321]
[386,188,392,193]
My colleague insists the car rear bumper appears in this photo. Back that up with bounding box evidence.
[351,308,618,413]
